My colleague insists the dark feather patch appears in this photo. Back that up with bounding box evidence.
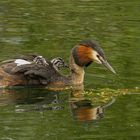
[72,46,82,66]
[85,61,92,67]
[12,63,57,85]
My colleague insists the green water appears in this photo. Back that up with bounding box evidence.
[0,0,140,139]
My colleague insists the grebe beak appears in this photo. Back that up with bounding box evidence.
[101,59,116,74]
[92,51,116,74]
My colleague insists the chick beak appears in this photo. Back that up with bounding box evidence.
[64,64,69,68]
[101,59,116,74]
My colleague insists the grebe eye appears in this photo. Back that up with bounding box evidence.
[96,54,100,58]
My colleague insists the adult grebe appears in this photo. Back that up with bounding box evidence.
[0,40,116,87]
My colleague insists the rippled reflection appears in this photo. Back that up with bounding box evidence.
[0,87,115,123]
[0,87,140,139]
[69,89,115,122]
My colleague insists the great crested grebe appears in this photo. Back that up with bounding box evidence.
[0,40,116,87]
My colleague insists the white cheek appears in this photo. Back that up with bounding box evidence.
[15,59,31,66]
[92,51,102,64]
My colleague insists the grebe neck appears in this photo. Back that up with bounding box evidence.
[69,54,85,85]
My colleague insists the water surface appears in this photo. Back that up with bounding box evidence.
[0,0,140,139]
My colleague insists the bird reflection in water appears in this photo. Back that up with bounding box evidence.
[69,89,115,122]
[0,87,115,123]
[0,89,64,111]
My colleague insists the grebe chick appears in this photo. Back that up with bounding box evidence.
[33,56,49,66]
[33,56,68,71]
[0,39,116,87]
[51,57,69,71]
